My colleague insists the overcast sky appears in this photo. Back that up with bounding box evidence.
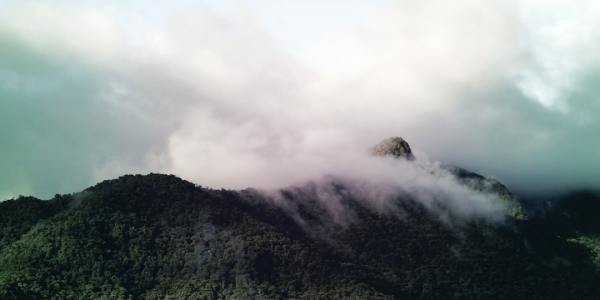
[1,0,599,199]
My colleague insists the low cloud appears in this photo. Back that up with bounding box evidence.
[261,152,509,231]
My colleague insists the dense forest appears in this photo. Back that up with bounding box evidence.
[1,174,599,299]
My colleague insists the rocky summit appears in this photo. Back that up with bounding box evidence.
[370,136,415,160]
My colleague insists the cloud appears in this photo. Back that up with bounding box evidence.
[515,0,600,112]
[0,32,170,197]
[1,0,599,199]
[258,153,509,234]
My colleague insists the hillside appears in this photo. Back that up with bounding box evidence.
[1,173,599,299]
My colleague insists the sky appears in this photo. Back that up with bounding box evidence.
[1,0,600,199]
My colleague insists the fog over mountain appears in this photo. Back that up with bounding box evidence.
[258,137,521,230]
[4,2,600,299]
[1,0,600,199]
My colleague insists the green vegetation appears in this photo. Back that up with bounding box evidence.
[0,174,599,299]
[569,236,600,269]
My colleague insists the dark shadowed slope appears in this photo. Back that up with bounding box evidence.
[1,174,599,299]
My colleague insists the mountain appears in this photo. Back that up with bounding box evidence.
[1,139,599,299]
[445,166,527,220]
[372,137,526,220]
[370,137,415,160]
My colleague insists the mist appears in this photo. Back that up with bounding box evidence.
[258,151,510,230]
[1,0,600,199]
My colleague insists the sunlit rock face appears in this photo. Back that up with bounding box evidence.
[370,137,415,160]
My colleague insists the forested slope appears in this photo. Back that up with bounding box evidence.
[0,174,598,299]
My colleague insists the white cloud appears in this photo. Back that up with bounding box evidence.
[515,0,600,112]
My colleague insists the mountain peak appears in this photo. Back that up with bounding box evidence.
[371,136,415,160]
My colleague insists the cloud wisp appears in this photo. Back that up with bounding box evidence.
[260,152,510,231]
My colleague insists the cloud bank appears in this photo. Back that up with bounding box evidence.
[261,153,509,230]
[1,0,600,199]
